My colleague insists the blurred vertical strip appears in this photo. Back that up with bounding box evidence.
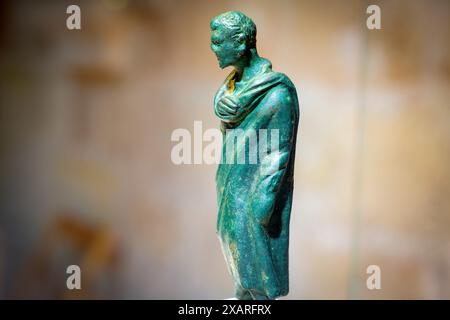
[348,0,369,300]
[0,1,12,300]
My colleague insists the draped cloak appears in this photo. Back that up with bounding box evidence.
[214,59,299,298]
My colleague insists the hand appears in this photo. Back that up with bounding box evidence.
[216,96,239,118]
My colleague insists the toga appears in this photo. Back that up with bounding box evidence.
[214,58,299,298]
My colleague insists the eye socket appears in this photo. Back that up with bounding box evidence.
[212,39,221,46]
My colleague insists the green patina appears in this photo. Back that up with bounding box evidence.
[210,11,300,300]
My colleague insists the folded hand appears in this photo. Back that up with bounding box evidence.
[216,96,240,118]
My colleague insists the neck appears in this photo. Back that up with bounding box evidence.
[234,48,263,83]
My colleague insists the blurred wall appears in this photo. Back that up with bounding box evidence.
[0,0,449,299]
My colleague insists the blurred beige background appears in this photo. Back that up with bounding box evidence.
[0,0,449,299]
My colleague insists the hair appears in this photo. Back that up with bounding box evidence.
[210,11,257,48]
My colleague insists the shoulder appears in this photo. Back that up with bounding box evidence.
[258,72,299,121]
[260,70,297,98]
[265,73,298,108]
[274,72,297,95]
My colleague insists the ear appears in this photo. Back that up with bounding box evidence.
[233,33,247,55]
[237,43,246,54]
[236,33,245,44]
